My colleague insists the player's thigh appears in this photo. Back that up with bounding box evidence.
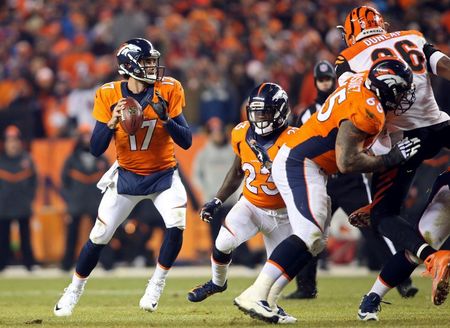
[153,170,187,229]
[263,219,292,257]
[418,185,450,249]
[215,197,259,253]
[93,186,142,244]
[273,154,330,256]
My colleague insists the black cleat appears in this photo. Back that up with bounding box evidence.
[284,288,317,300]
[396,280,419,298]
[188,280,227,302]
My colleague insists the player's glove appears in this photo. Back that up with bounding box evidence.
[382,137,421,168]
[149,91,169,121]
[249,139,272,170]
[200,197,222,223]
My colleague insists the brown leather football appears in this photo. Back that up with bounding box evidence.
[120,97,143,135]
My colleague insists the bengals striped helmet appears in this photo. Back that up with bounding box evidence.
[338,6,386,47]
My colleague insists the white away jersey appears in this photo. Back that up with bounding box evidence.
[336,30,449,133]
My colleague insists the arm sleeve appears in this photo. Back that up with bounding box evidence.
[423,43,446,75]
[164,113,192,149]
[335,55,354,79]
[90,121,114,157]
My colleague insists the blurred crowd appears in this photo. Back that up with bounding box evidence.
[1,0,449,141]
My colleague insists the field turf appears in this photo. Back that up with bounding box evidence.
[0,275,448,327]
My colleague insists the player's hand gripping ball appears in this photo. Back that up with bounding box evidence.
[120,97,143,135]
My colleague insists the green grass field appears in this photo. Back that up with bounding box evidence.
[0,275,448,327]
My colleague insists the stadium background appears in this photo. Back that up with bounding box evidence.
[0,0,449,267]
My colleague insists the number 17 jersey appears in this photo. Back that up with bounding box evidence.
[92,78,185,175]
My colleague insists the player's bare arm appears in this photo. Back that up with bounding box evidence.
[336,120,385,174]
[216,155,244,202]
[436,55,450,80]
[107,98,126,129]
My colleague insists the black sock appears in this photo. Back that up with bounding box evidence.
[75,239,105,277]
[268,235,312,279]
[375,214,437,261]
[379,250,418,287]
[158,227,183,268]
[212,246,232,264]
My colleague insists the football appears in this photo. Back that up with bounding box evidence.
[120,97,143,135]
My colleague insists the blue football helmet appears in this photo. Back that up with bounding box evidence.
[117,38,165,84]
[246,83,290,136]
[367,57,415,114]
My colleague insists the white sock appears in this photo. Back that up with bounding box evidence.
[71,273,88,290]
[151,263,169,282]
[267,275,290,309]
[211,256,230,287]
[369,276,391,298]
[252,261,283,300]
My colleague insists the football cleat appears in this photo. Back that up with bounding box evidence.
[348,204,371,228]
[187,280,227,302]
[284,287,317,300]
[396,279,419,298]
[274,305,297,324]
[234,295,279,324]
[423,250,450,305]
[357,293,382,321]
[54,284,84,317]
[139,278,166,312]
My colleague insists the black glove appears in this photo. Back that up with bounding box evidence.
[200,197,222,223]
[249,139,272,170]
[149,91,169,121]
[382,137,421,168]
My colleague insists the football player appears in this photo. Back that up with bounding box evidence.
[187,83,297,324]
[286,60,417,300]
[233,58,419,323]
[335,5,450,310]
[54,38,192,316]
[358,167,450,320]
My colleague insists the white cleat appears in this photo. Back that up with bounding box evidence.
[234,293,279,324]
[274,305,297,324]
[53,284,84,317]
[139,278,166,312]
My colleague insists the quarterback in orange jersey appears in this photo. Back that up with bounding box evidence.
[233,58,419,324]
[187,83,296,324]
[54,38,192,317]
[335,5,450,314]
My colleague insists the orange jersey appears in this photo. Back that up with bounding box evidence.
[92,77,185,175]
[285,72,385,175]
[231,122,298,209]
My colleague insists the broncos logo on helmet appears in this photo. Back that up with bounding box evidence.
[338,6,386,47]
[366,57,416,114]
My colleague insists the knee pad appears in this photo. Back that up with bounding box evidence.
[215,227,238,254]
[166,208,187,230]
[89,218,111,245]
